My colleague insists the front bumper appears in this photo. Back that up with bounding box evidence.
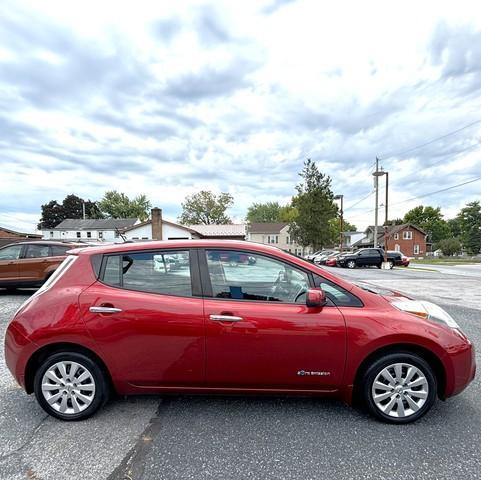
[444,338,476,398]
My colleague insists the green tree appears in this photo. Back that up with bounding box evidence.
[38,194,102,229]
[403,205,449,243]
[246,202,282,223]
[178,191,233,225]
[447,217,462,238]
[383,218,404,226]
[289,159,338,250]
[457,201,481,255]
[98,191,151,221]
[246,202,298,223]
[436,238,462,256]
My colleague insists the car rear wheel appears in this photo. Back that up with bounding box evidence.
[362,352,437,424]
[347,260,356,269]
[34,352,109,421]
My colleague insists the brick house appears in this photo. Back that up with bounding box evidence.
[353,224,428,257]
[0,226,42,248]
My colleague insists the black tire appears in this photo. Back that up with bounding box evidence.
[34,352,109,421]
[361,352,437,424]
[376,263,382,269]
[347,260,356,269]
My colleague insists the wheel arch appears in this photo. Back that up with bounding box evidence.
[24,342,113,395]
[351,343,446,405]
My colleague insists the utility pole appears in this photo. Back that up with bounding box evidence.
[82,202,86,220]
[383,172,389,261]
[373,157,379,248]
[334,194,344,252]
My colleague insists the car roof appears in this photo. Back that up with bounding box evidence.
[1,240,83,248]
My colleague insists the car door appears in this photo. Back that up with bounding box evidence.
[201,249,346,390]
[16,244,51,282]
[79,249,205,387]
[0,244,24,282]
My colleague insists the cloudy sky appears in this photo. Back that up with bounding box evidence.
[1,0,481,232]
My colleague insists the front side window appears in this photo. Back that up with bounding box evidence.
[0,244,23,260]
[206,250,309,303]
[312,274,363,307]
[25,245,50,258]
[101,250,191,296]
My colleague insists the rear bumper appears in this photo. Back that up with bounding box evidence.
[4,323,36,390]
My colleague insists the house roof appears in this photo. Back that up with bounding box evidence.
[0,225,42,237]
[248,223,288,234]
[366,223,427,237]
[52,218,138,231]
[188,224,246,237]
[120,219,199,235]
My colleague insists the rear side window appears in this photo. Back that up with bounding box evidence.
[50,245,70,256]
[101,250,192,296]
[25,245,50,258]
[313,274,363,307]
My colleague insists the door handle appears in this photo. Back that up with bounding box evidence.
[89,306,123,314]
[209,314,243,322]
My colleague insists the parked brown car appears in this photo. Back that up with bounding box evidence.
[0,241,81,290]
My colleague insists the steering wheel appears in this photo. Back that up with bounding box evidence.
[294,286,307,303]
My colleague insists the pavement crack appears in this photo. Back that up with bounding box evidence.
[107,398,171,480]
[0,414,49,461]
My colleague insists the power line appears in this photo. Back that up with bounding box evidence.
[347,174,481,222]
[379,118,481,161]
[344,190,375,211]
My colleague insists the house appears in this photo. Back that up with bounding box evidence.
[121,208,200,241]
[342,231,365,249]
[246,223,311,256]
[0,226,42,248]
[42,218,139,242]
[188,224,246,240]
[353,224,428,257]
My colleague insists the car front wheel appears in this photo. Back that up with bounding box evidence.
[362,352,437,424]
[347,260,356,269]
[34,352,109,421]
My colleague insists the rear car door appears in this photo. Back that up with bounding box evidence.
[79,249,205,387]
[16,244,51,282]
[0,244,23,282]
[201,249,347,390]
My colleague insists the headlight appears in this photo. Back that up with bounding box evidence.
[391,299,460,329]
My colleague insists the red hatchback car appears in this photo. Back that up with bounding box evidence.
[4,240,475,423]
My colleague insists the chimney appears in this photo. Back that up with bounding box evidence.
[151,208,162,240]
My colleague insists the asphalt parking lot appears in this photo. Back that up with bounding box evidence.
[0,265,480,480]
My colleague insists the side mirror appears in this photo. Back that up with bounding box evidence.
[306,288,327,308]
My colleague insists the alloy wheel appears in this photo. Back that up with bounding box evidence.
[371,362,428,419]
[41,361,96,415]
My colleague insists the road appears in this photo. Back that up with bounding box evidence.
[0,265,480,480]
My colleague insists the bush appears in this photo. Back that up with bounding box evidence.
[436,238,462,256]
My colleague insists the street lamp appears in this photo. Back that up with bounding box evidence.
[372,170,389,260]
[334,194,344,252]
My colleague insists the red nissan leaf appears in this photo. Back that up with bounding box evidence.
[4,240,475,423]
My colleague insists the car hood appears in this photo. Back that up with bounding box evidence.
[353,281,411,300]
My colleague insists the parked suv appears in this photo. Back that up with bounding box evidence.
[5,240,475,423]
[337,248,403,269]
[0,241,81,289]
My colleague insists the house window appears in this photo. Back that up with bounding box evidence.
[414,244,420,255]
[403,231,413,240]
[395,244,400,252]
[99,231,103,239]
[87,232,92,238]
[393,233,399,240]
[49,231,54,238]
[267,235,278,244]
[76,232,81,238]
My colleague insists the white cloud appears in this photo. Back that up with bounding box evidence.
[1,0,481,232]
